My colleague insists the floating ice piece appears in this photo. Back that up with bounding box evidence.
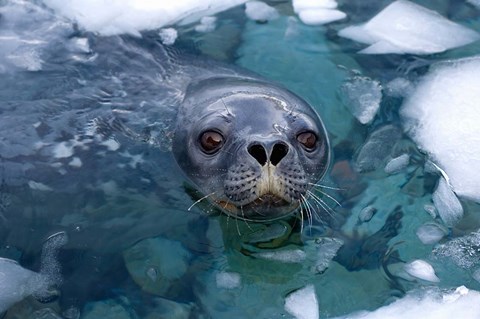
[401,57,480,202]
[424,204,437,219]
[194,16,217,33]
[385,154,410,174]
[245,1,279,22]
[433,231,480,269]
[334,286,480,319]
[432,177,463,227]
[358,206,377,223]
[404,259,440,282]
[293,0,346,25]
[43,0,248,36]
[341,76,382,124]
[385,77,413,98]
[284,285,319,319]
[473,269,480,283]
[254,249,306,263]
[416,223,447,245]
[313,237,343,274]
[338,0,480,55]
[216,272,241,289]
[159,28,178,45]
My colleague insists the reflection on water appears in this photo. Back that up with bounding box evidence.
[1,0,480,318]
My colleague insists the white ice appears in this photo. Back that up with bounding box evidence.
[254,249,306,263]
[284,285,319,319]
[404,259,440,282]
[338,0,480,55]
[416,223,447,245]
[245,1,279,22]
[385,77,413,98]
[195,16,217,33]
[0,259,48,313]
[312,238,343,274]
[292,0,346,25]
[401,57,480,202]
[358,206,377,223]
[384,154,410,174]
[432,177,464,227]
[159,28,178,46]
[433,230,480,269]
[42,0,248,36]
[215,272,241,289]
[341,76,382,124]
[334,286,480,319]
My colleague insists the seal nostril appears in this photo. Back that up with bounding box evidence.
[248,144,267,166]
[270,143,288,166]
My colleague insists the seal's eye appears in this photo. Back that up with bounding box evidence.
[200,131,224,154]
[297,131,317,150]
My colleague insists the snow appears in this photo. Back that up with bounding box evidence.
[432,177,464,227]
[404,260,440,282]
[292,0,346,25]
[334,286,480,319]
[338,0,480,55]
[401,57,480,202]
[42,0,247,36]
[341,76,382,125]
[245,1,279,22]
[284,285,319,319]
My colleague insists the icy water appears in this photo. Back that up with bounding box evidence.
[2,0,480,318]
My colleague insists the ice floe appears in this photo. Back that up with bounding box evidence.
[433,231,480,269]
[42,0,247,36]
[334,286,480,319]
[284,285,319,319]
[341,76,382,124]
[416,223,447,245]
[195,16,218,33]
[384,154,410,175]
[404,259,440,282]
[338,0,480,55]
[401,57,480,202]
[432,177,463,227]
[292,0,346,25]
[245,1,279,22]
[159,28,178,45]
[216,272,241,289]
[254,249,306,263]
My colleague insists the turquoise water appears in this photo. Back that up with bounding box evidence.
[1,1,480,318]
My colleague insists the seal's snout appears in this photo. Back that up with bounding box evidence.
[248,142,289,167]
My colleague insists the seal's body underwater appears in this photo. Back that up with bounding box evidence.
[173,76,330,221]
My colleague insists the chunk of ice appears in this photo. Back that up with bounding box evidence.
[245,1,279,22]
[159,28,178,45]
[194,16,217,33]
[404,259,440,282]
[358,206,377,223]
[401,57,480,202]
[416,223,447,245]
[334,286,480,319]
[297,9,346,25]
[312,237,343,274]
[432,177,463,227]
[384,154,410,174]
[433,231,480,269]
[254,249,306,263]
[284,285,319,319]
[292,0,346,25]
[341,76,382,124]
[43,0,248,36]
[338,0,480,55]
[216,272,241,289]
[385,77,413,98]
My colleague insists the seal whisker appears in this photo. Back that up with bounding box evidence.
[306,190,338,223]
[308,182,345,191]
[309,187,342,207]
[300,194,314,228]
[187,192,216,211]
[240,206,254,231]
[298,199,305,233]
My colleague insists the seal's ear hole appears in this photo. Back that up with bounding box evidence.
[199,131,224,154]
[297,131,317,151]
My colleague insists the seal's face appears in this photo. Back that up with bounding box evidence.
[173,78,330,222]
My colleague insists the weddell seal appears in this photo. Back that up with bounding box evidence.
[173,77,330,221]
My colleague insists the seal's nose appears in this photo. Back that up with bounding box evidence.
[248,142,289,166]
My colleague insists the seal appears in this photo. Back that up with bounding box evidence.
[173,76,330,222]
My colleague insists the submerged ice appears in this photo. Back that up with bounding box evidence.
[338,0,480,55]
[401,57,480,202]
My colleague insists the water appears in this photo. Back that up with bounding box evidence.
[1,0,480,318]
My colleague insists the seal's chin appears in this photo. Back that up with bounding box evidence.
[215,194,299,222]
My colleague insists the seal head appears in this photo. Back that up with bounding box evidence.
[173,77,330,222]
